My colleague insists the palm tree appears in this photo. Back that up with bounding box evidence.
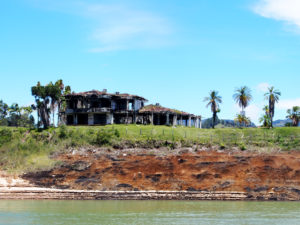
[259,105,271,127]
[233,86,252,115]
[264,86,281,128]
[286,106,300,127]
[204,91,222,129]
[235,114,251,128]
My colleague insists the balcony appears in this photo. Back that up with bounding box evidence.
[65,107,112,114]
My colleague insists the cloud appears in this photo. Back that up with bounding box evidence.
[277,98,300,109]
[27,0,173,52]
[252,0,300,29]
[256,82,270,92]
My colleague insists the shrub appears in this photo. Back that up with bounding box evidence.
[94,129,120,146]
[58,125,68,139]
[0,128,12,147]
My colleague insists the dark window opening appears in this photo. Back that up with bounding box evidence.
[100,98,111,108]
[91,101,99,108]
[94,114,107,125]
[77,114,88,125]
[67,115,74,125]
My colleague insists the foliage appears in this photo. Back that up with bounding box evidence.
[0,100,34,128]
[264,86,281,128]
[286,106,300,127]
[203,90,222,129]
[234,114,251,128]
[233,86,252,113]
[259,105,271,128]
[31,80,71,128]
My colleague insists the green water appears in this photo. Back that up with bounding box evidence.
[0,200,299,225]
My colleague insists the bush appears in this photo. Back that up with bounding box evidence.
[94,129,120,146]
[0,128,12,147]
[58,125,68,139]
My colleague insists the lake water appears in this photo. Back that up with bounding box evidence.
[0,200,299,225]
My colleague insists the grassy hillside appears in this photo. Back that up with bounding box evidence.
[0,125,299,172]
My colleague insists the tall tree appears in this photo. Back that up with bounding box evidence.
[47,82,61,126]
[32,83,51,128]
[286,106,300,127]
[233,86,252,115]
[8,103,21,127]
[264,86,281,128]
[204,90,222,129]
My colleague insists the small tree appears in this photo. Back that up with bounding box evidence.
[259,105,271,128]
[286,106,300,127]
[234,114,251,128]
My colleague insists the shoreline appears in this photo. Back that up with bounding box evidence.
[0,187,297,201]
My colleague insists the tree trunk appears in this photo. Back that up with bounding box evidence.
[212,112,216,129]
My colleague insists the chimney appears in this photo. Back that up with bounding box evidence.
[155,103,160,106]
[103,89,107,93]
[116,92,120,95]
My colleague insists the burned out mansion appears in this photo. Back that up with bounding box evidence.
[61,89,202,128]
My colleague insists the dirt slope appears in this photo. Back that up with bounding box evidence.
[23,148,300,200]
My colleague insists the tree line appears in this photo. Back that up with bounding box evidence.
[204,86,299,128]
[0,79,71,129]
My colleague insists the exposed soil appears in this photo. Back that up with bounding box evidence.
[22,147,300,200]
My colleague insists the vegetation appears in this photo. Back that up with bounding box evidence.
[234,114,251,127]
[286,106,300,127]
[203,91,222,129]
[31,80,71,129]
[264,86,281,128]
[233,86,252,115]
[0,101,34,127]
[0,125,299,173]
[259,105,272,128]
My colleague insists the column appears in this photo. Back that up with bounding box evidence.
[88,113,94,125]
[188,115,192,127]
[173,114,177,126]
[195,117,199,128]
[166,113,170,125]
[200,116,202,129]
[151,112,154,125]
[180,116,183,126]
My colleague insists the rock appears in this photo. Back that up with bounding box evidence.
[116,183,133,188]
[254,186,269,192]
[178,158,186,164]
[71,161,91,171]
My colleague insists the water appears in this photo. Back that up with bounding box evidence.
[0,200,299,225]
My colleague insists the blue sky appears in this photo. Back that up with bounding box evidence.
[1,0,300,124]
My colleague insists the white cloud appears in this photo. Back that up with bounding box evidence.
[253,0,300,29]
[86,4,172,52]
[277,98,300,109]
[27,0,173,52]
[256,82,270,92]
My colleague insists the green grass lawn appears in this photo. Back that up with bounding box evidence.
[0,125,299,172]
